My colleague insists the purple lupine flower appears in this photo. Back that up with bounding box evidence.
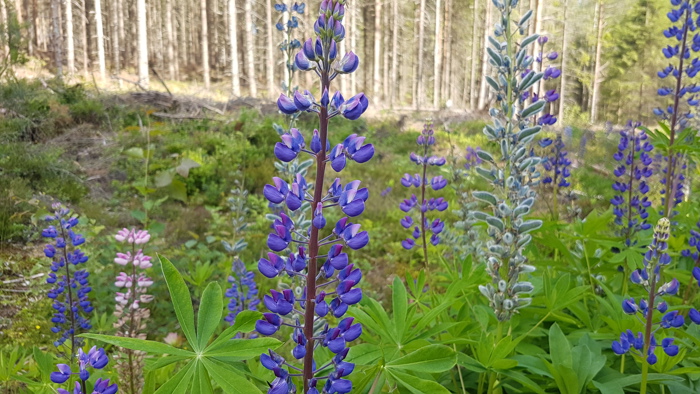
[258,2,369,392]
[399,121,448,265]
[42,204,92,353]
[464,146,482,171]
[540,136,571,188]
[611,122,653,244]
[225,260,260,331]
[52,347,117,394]
[533,36,561,126]
[612,218,683,364]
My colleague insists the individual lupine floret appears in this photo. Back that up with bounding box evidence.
[42,203,93,355]
[472,0,545,322]
[259,2,371,392]
[51,346,117,394]
[398,121,448,266]
[610,122,653,245]
[113,228,154,394]
[612,218,684,371]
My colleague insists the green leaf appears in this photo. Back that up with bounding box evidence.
[201,358,264,394]
[159,255,198,350]
[80,334,194,357]
[346,343,383,366]
[386,370,451,394]
[192,361,214,394]
[154,360,195,394]
[166,179,189,202]
[154,170,175,188]
[124,147,145,159]
[386,344,456,373]
[207,310,262,350]
[176,158,201,178]
[205,337,281,360]
[196,282,224,350]
[549,323,572,368]
[392,276,408,339]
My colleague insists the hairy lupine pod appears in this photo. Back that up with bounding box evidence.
[260,2,371,392]
[42,203,93,357]
[399,121,448,265]
[472,0,545,321]
[113,228,154,394]
[613,218,684,365]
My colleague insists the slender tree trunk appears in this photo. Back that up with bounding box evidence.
[558,0,568,122]
[477,0,491,110]
[442,0,452,104]
[65,0,75,74]
[111,0,121,86]
[469,0,480,110]
[200,0,210,89]
[266,0,275,97]
[382,1,390,101]
[349,1,357,94]
[390,0,399,108]
[137,0,148,87]
[340,5,348,94]
[416,0,426,109]
[229,0,241,95]
[373,0,382,100]
[590,0,604,122]
[165,0,175,79]
[80,0,88,77]
[244,0,256,96]
[51,0,63,78]
[94,0,105,80]
[433,0,442,108]
[0,0,8,55]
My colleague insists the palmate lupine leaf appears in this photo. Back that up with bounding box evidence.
[81,256,280,393]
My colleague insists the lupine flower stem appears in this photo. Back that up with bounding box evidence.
[419,143,429,267]
[303,71,330,392]
[59,224,77,363]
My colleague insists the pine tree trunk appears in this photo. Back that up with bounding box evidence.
[137,0,148,88]
[51,0,63,78]
[373,0,381,101]
[557,0,568,122]
[266,0,274,97]
[65,0,75,74]
[433,0,442,108]
[390,0,399,108]
[80,0,88,77]
[229,0,241,96]
[416,0,426,109]
[477,0,491,110]
[165,0,176,79]
[111,0,121,86]
[382,2,389,101]
[340,3,348,94]
[469,0,480,110]
[244,0,256,97]
[533,0,544,94]
[201,0,210,89]
[442,0,452,104]
[590,0,604,123]
[94,0,105,80]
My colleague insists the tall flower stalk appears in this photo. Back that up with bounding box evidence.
[258,1,372,392]
[399,120,448,266]
[473,0,543,323]
[612,218,683,394]
[276,1,306,98]
[113,228,154,394]
[50,346,117,394]
[611,122,654,245]
[42,203,93,359]
[539,136,571,220]
[654,0,700,218]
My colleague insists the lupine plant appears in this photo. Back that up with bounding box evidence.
[611,122,654,246]
[529,35,561,127]
[224,259,260,328]
[112,228,154,394]
[276,1,306,98]
[42,203,93,357]
[538,135,571,220]
[472,0,544,323]
[652,0,700,219]
[399,120,448,266]
[259,1,371,392]
[444,145,484,262]
[50,346,117,394]
[611,218,683,393]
